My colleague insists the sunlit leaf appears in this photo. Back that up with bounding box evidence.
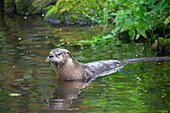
[136,33,140,40]
[103,34,113,39]
[92,36,100,40]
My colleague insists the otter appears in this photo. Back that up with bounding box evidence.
[47,48,170,80]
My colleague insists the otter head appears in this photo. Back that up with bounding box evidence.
[47,48,71,66]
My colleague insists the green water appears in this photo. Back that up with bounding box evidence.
[0,14,169,113]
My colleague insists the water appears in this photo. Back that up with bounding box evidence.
[0,14,169,113]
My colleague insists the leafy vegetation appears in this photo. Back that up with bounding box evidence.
[44,0,105,22]
[45,0,169,42]
[111,0,169,40]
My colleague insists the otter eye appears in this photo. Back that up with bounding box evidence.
[66,52,70,56]
[66,52,70,55]
[57,53,62,56]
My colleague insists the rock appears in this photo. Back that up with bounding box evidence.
[44,15,98,25]
[44,17,62,25]
[152,37,170,56]
[4,0,58,14]
[151,40,158,50]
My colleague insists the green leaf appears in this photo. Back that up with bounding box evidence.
[143,15,153,29]
[109,12,117,16]
[92,36,100,40]
[160,0,168,14]
[125,16,137,26]
[151,0,157,6]
[138,28,147,38]
[131,16,137,22]
[150,2,161,13]
[132,5,140,11]
[136,34,140,40]
[127,23,135,30]
[111,25,123,34]
[141,6,147,12]
[164,16,170,24]
[145,0,157,6]
[114,16,122,26]
[103,34,113,39]
[128,30,136,40]
[114,14,127,26]
[135,10,144,17]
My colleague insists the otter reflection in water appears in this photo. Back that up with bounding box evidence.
[47,48,170,80]
[46,79,87,110]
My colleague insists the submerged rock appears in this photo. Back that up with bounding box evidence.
[44,16,98,25]
[44,17,62,25]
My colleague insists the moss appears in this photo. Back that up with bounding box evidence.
[30,0,58,14]
[158,37,170,47]
[69,15,78,22]
[44,0,101,23]
[15,0,32,14]
[5,0,13,5]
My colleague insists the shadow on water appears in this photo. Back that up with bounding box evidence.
[0,11,169,113]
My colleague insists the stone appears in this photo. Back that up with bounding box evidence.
[5,0,58,14]
[152,37,170,56]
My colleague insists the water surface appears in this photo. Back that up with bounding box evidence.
[0,14,169,113]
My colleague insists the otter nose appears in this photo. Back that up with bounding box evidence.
[49,54,54,58]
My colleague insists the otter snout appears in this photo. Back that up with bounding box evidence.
[49,54,54,58]
[48,52,63,64]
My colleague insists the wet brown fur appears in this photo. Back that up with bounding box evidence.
[48,48,170,81]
